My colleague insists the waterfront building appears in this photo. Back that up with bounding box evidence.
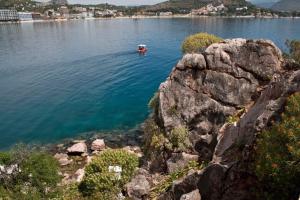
[18,12,33,21]
[0,9,19,21]
[74,7,87,13]
[32,13,43,20]
[59,6,69,18]
[159,12,173,16]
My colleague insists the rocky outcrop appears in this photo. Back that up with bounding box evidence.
[148,39,283,166]
[143,39,300,199]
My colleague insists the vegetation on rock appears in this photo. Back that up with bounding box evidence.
[169,126,191,151]
[79,149,138,198]
[0,145,61,199]
[143,119,169,156]
[181,33,222,53]
[255,93,300,200]
[286,39,300,64]
[149,161,204,199]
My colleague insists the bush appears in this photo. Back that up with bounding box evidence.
[0,152,11,165]
[181,32,222,53]
[255,93,300,200]
[0,146,61,199]
[286,39,300,63]
[148,92,159,111]
[79,149,139,198]
[169,126,191,151]
[19,152,61,194]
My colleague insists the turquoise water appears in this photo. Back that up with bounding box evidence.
[0,18,300,149]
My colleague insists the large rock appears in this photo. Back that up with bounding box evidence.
[148,39,283,167]
[146,39,300,199]
[67,142,87,155]
[164,70,300,200]
[91,139,105,151]
[180,189,201,200]
[126,168,151,200]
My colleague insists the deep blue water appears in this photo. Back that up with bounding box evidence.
[0,17,300,149]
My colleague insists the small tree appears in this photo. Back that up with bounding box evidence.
[255,93,300,200]
[286,39,300,63]
[181,32,222,54]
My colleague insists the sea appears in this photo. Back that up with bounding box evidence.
[0,17,300,149]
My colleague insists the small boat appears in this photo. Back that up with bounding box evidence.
[137,44,147,54]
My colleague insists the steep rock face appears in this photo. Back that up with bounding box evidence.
[149,39,300,200]
[201,70,300,200]
[156,39,283,161]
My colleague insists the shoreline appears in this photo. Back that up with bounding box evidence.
[1,14,300,24]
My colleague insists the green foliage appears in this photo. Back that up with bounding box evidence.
[149,161,205,199]
[20,152,61,193]
[143,118,170,156]
[0,145,61,199]
[0,152,11,165]
[286,39,300,64]
[167,105,178,117]
[148,92,159,111]
[169,126,191,151]
[79,149,138,197]
[181,33,222,54]
[255,93,300,200]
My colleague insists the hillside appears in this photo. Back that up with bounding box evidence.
[272,0,300,11]
[145,0,250,12]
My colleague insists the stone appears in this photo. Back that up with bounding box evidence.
[74,168,85,183]
[91,139,105,151]
[167,153,199,173]
[54,153,73,166]
[126,169,151,200]
[180,189,201,200]
[67,142,87,155]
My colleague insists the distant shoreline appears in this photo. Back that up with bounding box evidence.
[1,15,300,24]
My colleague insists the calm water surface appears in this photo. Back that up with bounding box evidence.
[0,18,300,149]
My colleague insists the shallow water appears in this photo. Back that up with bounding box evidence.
[0,17,300,149]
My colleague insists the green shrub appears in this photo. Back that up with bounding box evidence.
[181,32,222,53]
[79,149,139,197]
[169,126,191,151]
[255,93,300,200]
[148,92,159,111]
[286,39,300,63]
[19,152,61,194]
[0,146,61,199]
[0,152,11,165]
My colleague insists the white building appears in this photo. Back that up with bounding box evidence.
[159,12,173,16]
[0,10,19,21]
[18,12,33,21]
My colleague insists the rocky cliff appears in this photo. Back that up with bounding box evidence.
[136,39,300,200]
